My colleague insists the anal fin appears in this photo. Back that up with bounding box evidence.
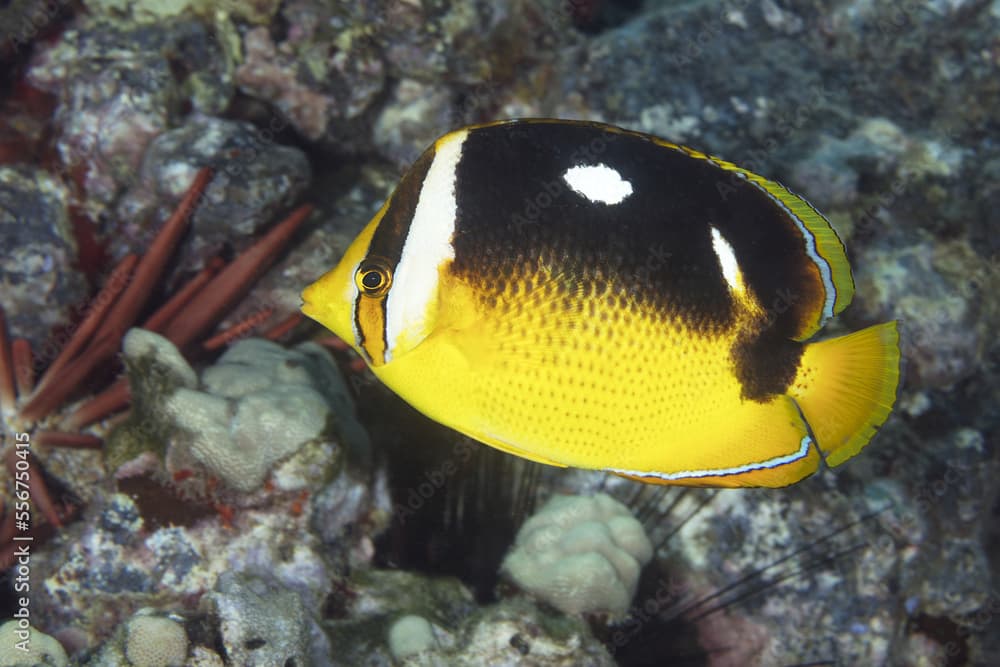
[606,396,822,488]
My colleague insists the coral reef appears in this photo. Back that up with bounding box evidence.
[1,0,998,664]
[26,331,379,641]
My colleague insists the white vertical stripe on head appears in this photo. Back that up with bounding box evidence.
[384,130,468,360]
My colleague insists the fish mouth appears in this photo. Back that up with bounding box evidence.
[299,281,354,347]
[299,299,318,322]
[299,286,328,330]
[299,282,322,319]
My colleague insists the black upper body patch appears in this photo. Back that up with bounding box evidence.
[443,121,825,342]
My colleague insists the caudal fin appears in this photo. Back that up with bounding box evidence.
[787,321,900,467]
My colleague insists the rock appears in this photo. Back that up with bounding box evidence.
[98,493,145,547]
[325,569,613,666]
[26,15,230,216]
[324,569,477,664]
[851,237,990,388]
[0,165,86,343]
[235,18,383,149]
[373,78,454,167]
[206,572,320,667]
[184,646,225,667]
[0,2,68,57]
[40,492,336,641]
[113,116,311,275]
[234,0,574,154]
[450,597,615,667]
[82,0,282,26]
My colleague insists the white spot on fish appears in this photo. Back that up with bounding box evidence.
[563,164,633,205]
[710,226,742,293]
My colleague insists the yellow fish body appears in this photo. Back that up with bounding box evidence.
[302,119,900,487]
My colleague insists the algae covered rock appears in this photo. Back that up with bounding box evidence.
[324,568,613,666]
[451,596,615,667]
[500,493,653,617]
[0,165,87,343]
[26,13,230,216]
[114,116,311,276]
[851,237,992,388]
[205,572,328,667]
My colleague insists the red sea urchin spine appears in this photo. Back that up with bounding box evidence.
[263,311,303,341]
[0,309,15,417]
[34,253,138,391]
[87,168,214,350]
[33,430,103,450]
[161,203,314,349]
[11,339,34,397]
[61,379,130,431]
[18,168,213,423]
[141,256,224,333]
[3,448,62,528]
[201,306,275,351]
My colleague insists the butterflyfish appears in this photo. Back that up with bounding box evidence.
[302,119,900,488]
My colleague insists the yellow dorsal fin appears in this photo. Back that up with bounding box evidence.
[652,138,855,339]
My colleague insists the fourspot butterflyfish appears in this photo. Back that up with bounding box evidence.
[302,119,900,488]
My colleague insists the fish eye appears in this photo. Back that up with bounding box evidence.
[356,260,392,297]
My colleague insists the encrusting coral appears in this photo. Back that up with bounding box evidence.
[0,620,68,667]
[500,493,653,617]
[124,613,189,667]
[387,614,438,660]
[108,333,366,494]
